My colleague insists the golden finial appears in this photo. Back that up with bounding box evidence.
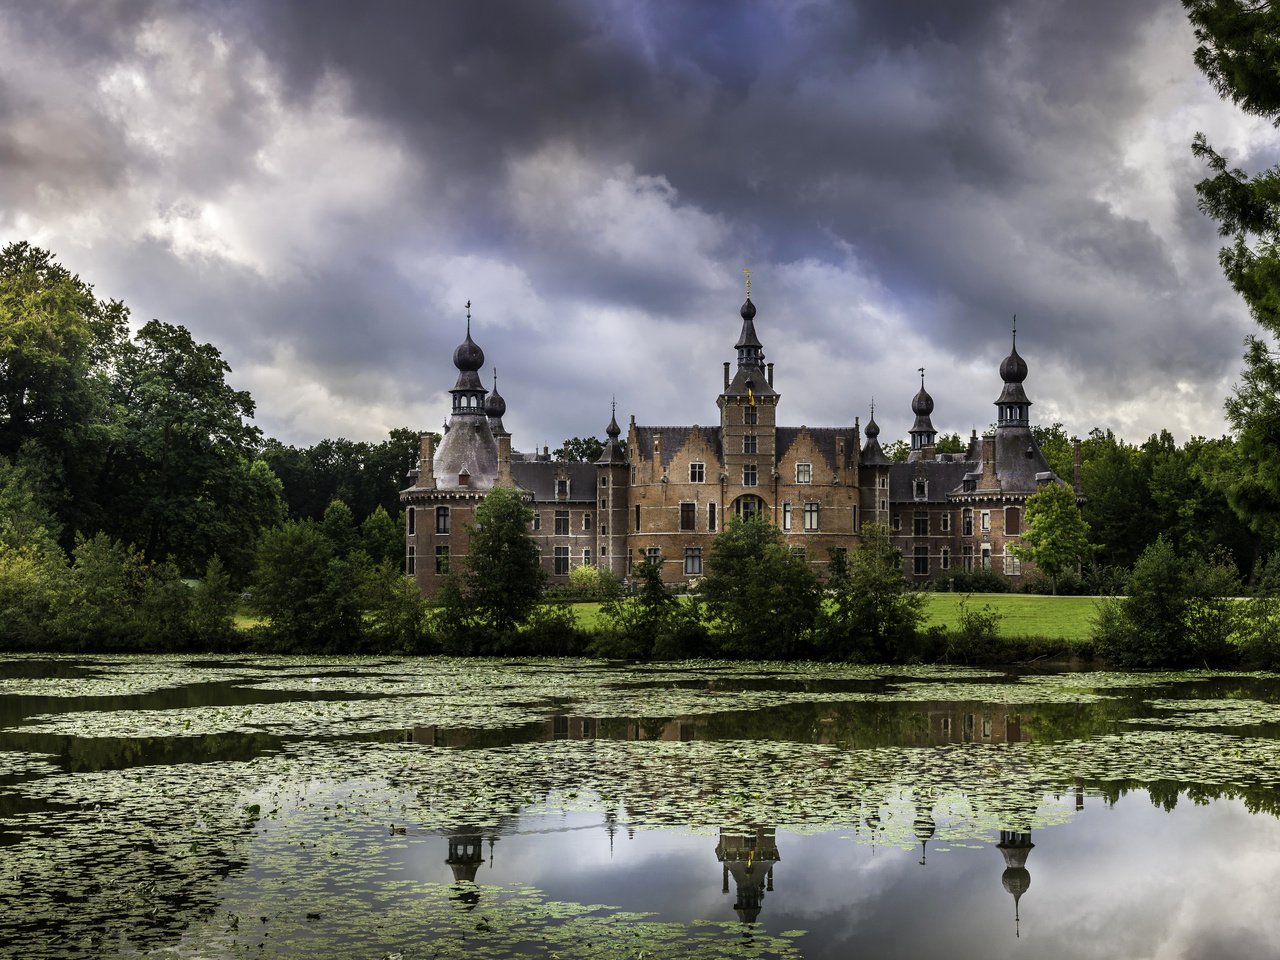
[743,267,751,299]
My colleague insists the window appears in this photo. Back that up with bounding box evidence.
[833,546,848,566]
[583,548,592,566]
[435,546,450,574]
[981,511,991,533]
[743,434,758,454]
[744,406,758,425]
[554,511,570,535]
[407,507,416,535]
[556,478,569,498]
[1005,553,1022,575]
[982,717,993,739]
[743,464,758,486]
[891,514,901,532]
[963,477,976,492]
[690,462,705,483]
[407,545,415,574]
[533,513,541,531]
[782,501,792,531]
[803,502,820,531]
[913,512,929,537]
[852,506,859,531]
[600,476,608,487]
[796,463,812,484]
[601,546,607,556]
[941,512,951,532]
[600,498,607,510]
[914,479,927,500]
[554,547,570,575]
[941,716,953,738]
[680,502,696,531]
[601,522,607,535]
[962,508,973,537]
[735,495,764,520]
[914,546,929,576]
[1006,507,1021,536]
[790,547,807,560]
[708,502,716,531]
[584,513,592,530]
[879,498,888,513]
[684,547,703,576]
[940,547,951,570]
[436,506,450,534]
[645,546,661,564]
[631,466,636,484]
[962,546,974,571]
[877,475,888,489]
[981,545,992,570]
[635,505,641,531]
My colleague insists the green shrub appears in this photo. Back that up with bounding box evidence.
[939,569,1010,593]
[1233,595,1280,668]
[943,598,1005,663]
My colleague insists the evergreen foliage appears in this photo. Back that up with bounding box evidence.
[700,516,820,659]
[1013,483,1091,594]
[821,527,924,661]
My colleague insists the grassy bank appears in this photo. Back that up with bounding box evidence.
[921,593,1099,642]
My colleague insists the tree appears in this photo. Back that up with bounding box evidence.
[700,515,820,659]
[1031,422,1074,481]
[1012,483,1090,594]
[821,526,924,662]
[553,436,606,463]
[935,432,966,454]
[883,439,909,463]
[1185,1,1280,548]
[456,486,545,636]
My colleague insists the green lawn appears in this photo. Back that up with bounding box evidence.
[921,593,1099,641]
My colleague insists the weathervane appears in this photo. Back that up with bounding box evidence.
[743,267,751,298]
[466,299,472,334]
[1012,313,1017,346]
[919,367,925,389]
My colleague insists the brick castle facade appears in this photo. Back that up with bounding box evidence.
[401,292,1080,592]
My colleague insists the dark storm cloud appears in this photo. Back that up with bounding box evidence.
[0,0,1258,444]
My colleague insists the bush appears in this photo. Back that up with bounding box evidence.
[819,529,924,662]
[1081,563,1130,596]
[1093,537,1239,667]
[938,569,1010,593]
[1234,595,1280,668]
[942,598,1005,663]
[1020,569,1084,595]
[520,598,590,656]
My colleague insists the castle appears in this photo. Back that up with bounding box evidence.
[401,290,1079,593]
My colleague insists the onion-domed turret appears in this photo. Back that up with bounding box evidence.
[596,398,628,465]
[995,321,1032,428]
[453,303,484,372]
[860,401,890,467]
[909,369,937,457]
[485,369,508,436]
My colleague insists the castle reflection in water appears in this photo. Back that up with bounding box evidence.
[414,701,1073,933]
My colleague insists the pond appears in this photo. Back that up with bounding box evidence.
[2,655,1280,958]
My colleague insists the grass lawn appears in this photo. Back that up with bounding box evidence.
[921,593,1099,641]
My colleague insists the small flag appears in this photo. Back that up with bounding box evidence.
[748,386,756,406]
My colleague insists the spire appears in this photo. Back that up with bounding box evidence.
[909,368,937,456]
[860,400,889,466]
[996,317,1031,427]
[485,367,508,435]
[722,277,777,402]
[597,397,628,464]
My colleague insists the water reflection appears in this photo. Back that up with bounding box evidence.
[717,826,779,923]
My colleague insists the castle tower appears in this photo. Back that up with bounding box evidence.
[716,826,780,924]
[859,403,891,527]
[717,276,780,524]
[434,303,499,490]
[995,322,1031,429]
[485,368,508,437]
[908,368,937,460]
[596,401,630,579]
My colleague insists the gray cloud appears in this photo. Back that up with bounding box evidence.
[0,0,1265,447]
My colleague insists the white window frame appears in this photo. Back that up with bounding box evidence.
[782,501,792,531]
[690,462,705,483]
[796,462,812,484]
[803,502,820,532]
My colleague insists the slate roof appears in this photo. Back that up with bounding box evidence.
[433,415,498,491]
[509,461,598,503]
[776,427,858,471]
[632,426,722,469]
[991,426,1062,492]
[888,459,975,502]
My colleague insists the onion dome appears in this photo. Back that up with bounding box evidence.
[606,411,621,439]
[453,326,484,372]
[484,373,506,419]
[912,383,934,417]
[864,414,880,439]
[597,399,628,465]
[1000,343,1028,384]
[735,297,763,351]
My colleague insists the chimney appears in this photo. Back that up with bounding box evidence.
[653,433,663,482]
[418,432,435,489]
[981,434,998,487]
[497,434,513,486]
[723,362,731,390]
[1072,437,1083,492]
[767,362,774,387]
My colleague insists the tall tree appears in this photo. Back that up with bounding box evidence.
[1185,0,1280,554]
[553,436,606,463]
[700,515,820,659]
[1012,483,1091,594]
[455,486,545,636]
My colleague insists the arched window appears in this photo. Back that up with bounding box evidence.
[732,495,766,521]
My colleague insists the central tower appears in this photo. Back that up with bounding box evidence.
[717,282,779,523]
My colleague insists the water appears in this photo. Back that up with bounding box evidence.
[1,655,1279,958]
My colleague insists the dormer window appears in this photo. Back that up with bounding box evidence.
[796,463,812,484]
[556,478,569,498]
[914,479,927,500]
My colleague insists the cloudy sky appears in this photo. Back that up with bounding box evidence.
[3,0,1276,449]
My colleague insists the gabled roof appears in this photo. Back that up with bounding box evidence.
[776,427,858,472]
[632,426,722,468]
[509,461,598,503]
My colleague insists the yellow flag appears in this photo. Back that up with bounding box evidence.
[748,387,756,406]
